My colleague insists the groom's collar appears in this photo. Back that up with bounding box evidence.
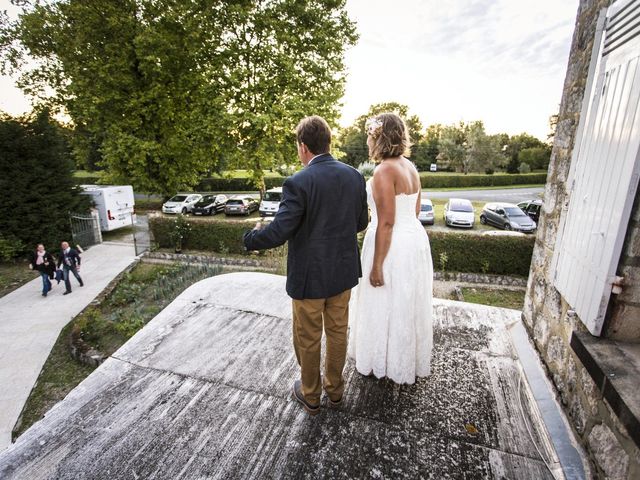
[307,153,333,166]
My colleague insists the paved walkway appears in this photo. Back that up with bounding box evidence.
[0,242,137,451]
[0,272,587,478]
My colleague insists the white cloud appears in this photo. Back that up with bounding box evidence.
[341,0,579,139]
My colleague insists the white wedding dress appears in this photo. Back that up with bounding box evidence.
[348,179,433,384]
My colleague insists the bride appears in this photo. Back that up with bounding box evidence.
[348,112,433,384]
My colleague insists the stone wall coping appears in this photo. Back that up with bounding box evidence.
[571,331,640,448]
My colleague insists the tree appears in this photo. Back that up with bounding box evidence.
[465,121,501,174]
[1,0,357,195]
[0,110,91,253]
[518,146,551,170]
[437,122,467,173]
[505,133,546,173]
[337,102,423,167]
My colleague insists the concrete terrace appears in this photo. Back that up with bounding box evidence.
[0,272,587,479]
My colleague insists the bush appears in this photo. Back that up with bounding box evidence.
[518,162,531,174]
[150,215,535,276]
[0,235,25,261]
[196,176,285,192]
[419,172,546,189]
[428,231,534,276]
[150,215,254,254]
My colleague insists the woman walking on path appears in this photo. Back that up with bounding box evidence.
[29,244,56,297]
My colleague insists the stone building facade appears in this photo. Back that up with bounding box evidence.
[523,0,640,478]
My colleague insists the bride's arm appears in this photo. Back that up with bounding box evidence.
[370,165,396,287]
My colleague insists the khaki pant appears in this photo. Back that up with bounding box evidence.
[292,289,351,405]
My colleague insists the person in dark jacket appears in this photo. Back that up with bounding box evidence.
[57,241,84,294]
[244,115,368,415]
[29,243,56,297]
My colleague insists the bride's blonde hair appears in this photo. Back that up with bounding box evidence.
[366,113,411,162]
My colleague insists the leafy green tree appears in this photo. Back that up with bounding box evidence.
[518,146,551,170]
[2,0,356,195]
[437,122,467,173]
[465,121,501,174]
[0,110,90,254]
[505,133,546,173]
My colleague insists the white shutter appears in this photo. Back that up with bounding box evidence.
[552,0,640,336]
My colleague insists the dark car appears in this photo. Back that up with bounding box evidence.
[517,199,542,223]
[192,194,228,216]
[480,202,537,233]
[224,196,259,216]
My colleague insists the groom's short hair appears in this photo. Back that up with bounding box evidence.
[296,116,331,155]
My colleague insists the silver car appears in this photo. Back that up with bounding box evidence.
[418,199,434,225]
[162,194,203,214]
[444,198,475,228]
[480,202,537,233]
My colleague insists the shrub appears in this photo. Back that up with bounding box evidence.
[150,215,535,276]
[196,176,286,192]
[518,162,531,174]
[428,231,534,276]
[0,235,25,260]
[419,172,546,189]
[357,161,376,178]
[149,215,254,254]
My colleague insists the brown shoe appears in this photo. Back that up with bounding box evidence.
[292,380,320,416]
[327,395,343,408]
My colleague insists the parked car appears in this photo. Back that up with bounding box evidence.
[192,194,228,216]
[259,187,283,217]
[480,202,537,233]
[517,199,543,223]
[418,198,434,225]
[162,193,203,214]
[224,196,259,216]
[443,198,475,228]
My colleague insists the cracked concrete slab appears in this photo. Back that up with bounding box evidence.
[0,272,575,479]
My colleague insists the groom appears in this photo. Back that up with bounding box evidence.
[243,115,368,415]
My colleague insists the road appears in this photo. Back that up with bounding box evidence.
[423,187,544,203]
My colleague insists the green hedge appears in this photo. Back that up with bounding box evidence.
[150,216,535,276]
[196,176,285,192]
[196,172,546,192]
[150,215,254,254]
[419,172,547,189]
[428,231,534,276]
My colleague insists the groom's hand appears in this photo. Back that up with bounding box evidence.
[369,266,384,287]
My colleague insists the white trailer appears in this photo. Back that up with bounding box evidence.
[81,185,135,232]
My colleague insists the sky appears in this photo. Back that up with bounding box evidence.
[341,0,579,139]
[0,0,579,141]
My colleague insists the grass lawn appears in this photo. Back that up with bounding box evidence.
[0,260,37,298]
[72,170,102,178]
[460,287,525,310]
[13,262,223,439]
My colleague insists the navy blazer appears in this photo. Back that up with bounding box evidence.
[244,154,368,300]
[57,248,81,268]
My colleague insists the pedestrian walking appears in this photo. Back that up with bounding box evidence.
[57,241,84,295]
[29,244,56,297]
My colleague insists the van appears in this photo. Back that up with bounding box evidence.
[81,185,135,231]
[259,187,283,217]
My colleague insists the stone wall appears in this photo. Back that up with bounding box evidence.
[522,0,640,478]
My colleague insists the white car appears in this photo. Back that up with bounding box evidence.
[418,198,434,225]
[444,198,475,228]
[162,193,203,214]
